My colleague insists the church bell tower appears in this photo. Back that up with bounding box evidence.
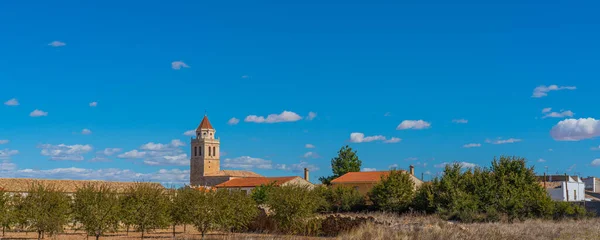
[190,115,220,185]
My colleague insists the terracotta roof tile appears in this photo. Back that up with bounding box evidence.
[0,178,162,193]
[197,115,214,130]
[215,176,299,188]
[330,171,392,183]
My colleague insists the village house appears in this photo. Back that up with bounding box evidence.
[538,175,586,202]
[330,165,424,195]
[583,177,599,193]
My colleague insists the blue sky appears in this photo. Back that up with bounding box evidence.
[1,0,599,185]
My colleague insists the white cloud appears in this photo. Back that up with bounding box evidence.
[543,110,574,119]
[424,171,432,175]
[532,85,576,98]
[550,118,600,141]
[171,61,190,70]
[144,154,187,166]
[48,41,66,47]
[548,148,553,152]
[39,144,93,161]
[4,98,19,106]
[241,75,250,79]
[434,162,477,168]
[388,164,398,169]
[183,130,196,136]
[452,119,468,124]
[222,156,274,170]
[567,164,576,172]
[486,138,522,144]
[0,160,16,171]
[306,112,317,120]
[350,133,386,143]
[228,117,240,125]
[384,137,401,143]
[305,144,315,149]
[0,140,8,144]
[118,150,146,159]
[140,139,184,151]
[29,109,48,117]
[303,152,319,159]
[101,148,122,156]
[463,143,481,148]
[404,157,418,161]
[89,102,98,107]
[245,111,302,123]
[591,159,600,167]
[276,161,319,172]
[0,149,19,160]
[396,120,431,130]
[81,129,92,135]
[542,108,552,113]
[384,112,391,117]
[362,168,377,172]
[591,146,600,151]
[538,158,546,163]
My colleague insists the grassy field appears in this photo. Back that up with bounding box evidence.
[1,213,599,239]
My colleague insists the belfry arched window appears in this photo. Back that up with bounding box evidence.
[194,146,197,156]
[213,146,216,156]
[209,146,212,156]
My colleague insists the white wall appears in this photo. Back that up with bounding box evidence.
[547,182,586,201]
[583,178,596,192]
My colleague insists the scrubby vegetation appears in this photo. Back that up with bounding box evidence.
[0,156,594,239]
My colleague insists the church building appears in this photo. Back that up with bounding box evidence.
[189,115,313,190]
[190,115,263,186]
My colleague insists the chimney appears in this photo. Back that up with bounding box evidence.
[304,168,309,181]
[409,165,415,176]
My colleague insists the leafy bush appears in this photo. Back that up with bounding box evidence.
[169,186,196,237]
[326,186,366,212]
[251,183,275,205]
[368,170,415,212]
[553,202,587,220]
[217,189,258,233]
[266,185,323,234]
[0,190,9,236]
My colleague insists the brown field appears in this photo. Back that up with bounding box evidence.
[1,213,599,240]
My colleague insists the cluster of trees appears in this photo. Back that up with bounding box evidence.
[0,183,258,240]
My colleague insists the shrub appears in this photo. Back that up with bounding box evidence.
[266,185,323,234]
[251,183,275,205]
[0,190,9,236]
[553,202,587,220]
[72,183,120,240]
[23,183,71,240]
[217,189,258,233]
[169,186,196,237]
[327,186,366,212]
[368,170,415,212]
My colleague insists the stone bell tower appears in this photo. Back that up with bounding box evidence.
[190,115,220,185]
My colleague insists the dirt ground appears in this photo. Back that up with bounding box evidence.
[0,225,329,240]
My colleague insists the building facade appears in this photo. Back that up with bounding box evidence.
[330,166,423,195]
[189,115,262,186]
[583,177,599,193]
[540,175,586,202]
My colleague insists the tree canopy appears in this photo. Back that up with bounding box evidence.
[319,145,361,184]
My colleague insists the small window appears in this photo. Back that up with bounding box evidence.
[209,147,212,156]
[199,148,202,156]
[194,146,197,156]
[213,146,216,156]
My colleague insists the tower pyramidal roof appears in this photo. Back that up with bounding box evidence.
[197,115,214,130]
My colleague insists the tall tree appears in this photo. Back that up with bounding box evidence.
[0,190,9,236]
[72,183,120,240]
[121,183,170,239]
[368,170,415,212]
[319,145,362,184]
[23,183,71,240]
[169,187,196,238]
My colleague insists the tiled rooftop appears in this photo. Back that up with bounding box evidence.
[215,176,299,188]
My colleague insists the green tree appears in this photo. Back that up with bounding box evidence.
[189,190,219,239]
[266,185,322,234]
[251,183,275,205]
[23,183,71,240]
[368,170,415,212]
[121,183,170,239]
[10,194,28,234]
[72,183,120,240]
[216,190,258,233]
[326,186,365,212]
[169,187,196,237]
[0,190,9,236]
[319,145,361,184]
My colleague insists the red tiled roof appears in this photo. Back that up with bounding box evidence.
[331,171,394,184]
[197,115,213,130]
[205,170,263,177]
[215,176,299,188]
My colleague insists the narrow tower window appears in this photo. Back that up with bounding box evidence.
[199,147,202,156]
[194,146,197,156]
[209,146,212,156]
[213,146,216,156]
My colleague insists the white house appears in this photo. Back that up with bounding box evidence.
[541,175,586,202]
[583,177,599,193]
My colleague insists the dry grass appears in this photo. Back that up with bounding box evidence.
[337,213,600,240]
